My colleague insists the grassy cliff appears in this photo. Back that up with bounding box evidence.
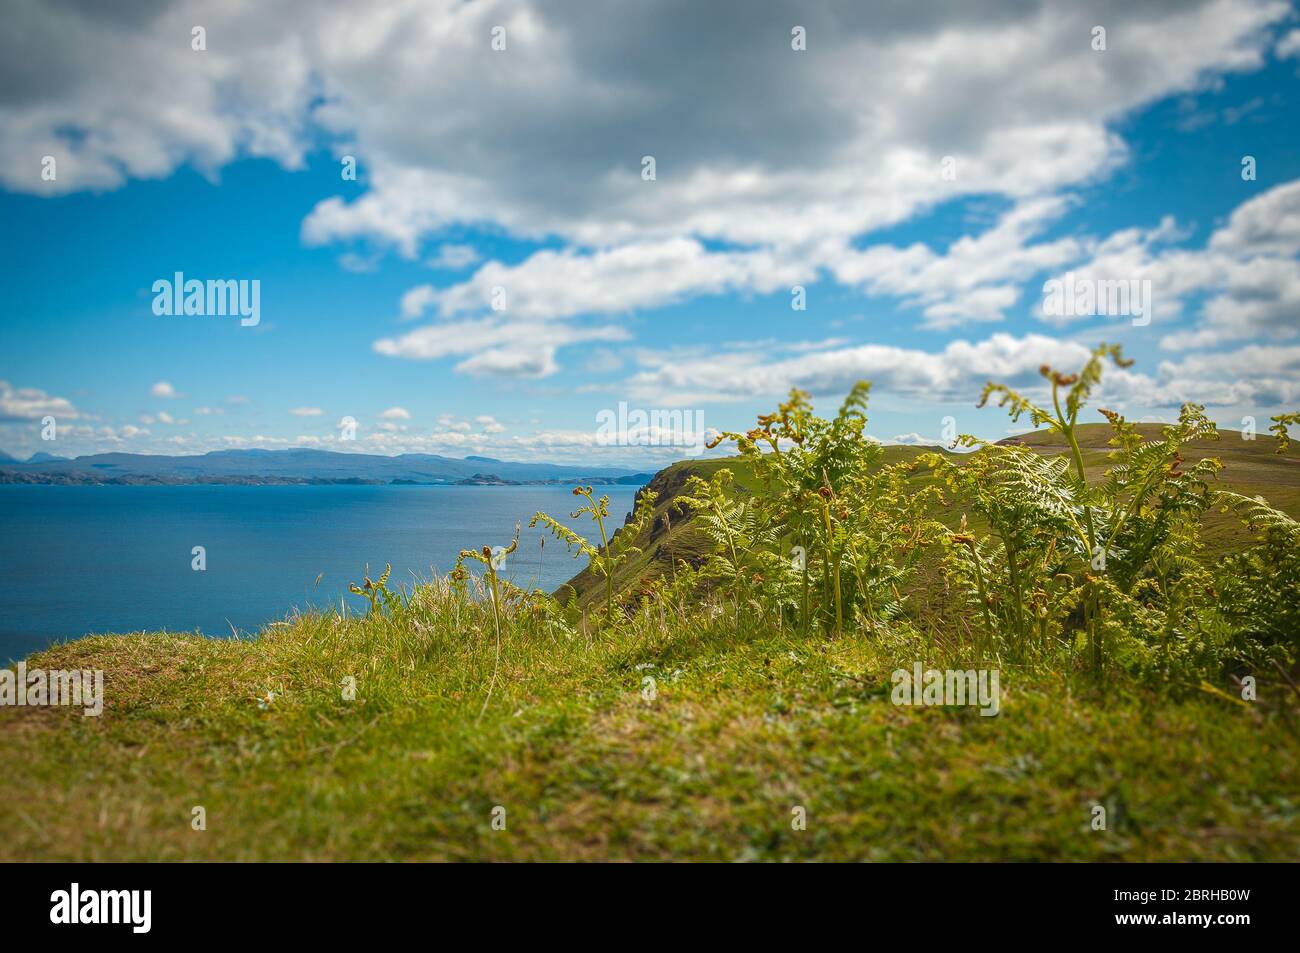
[1,583,1296,861]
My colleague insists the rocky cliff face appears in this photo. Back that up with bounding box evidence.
[622,461,698,543]
[558,457,742,608]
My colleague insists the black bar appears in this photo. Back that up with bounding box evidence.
[5,862,1288,941]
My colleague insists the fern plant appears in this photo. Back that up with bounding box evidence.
[674,468,776,635]
[348,563,399,617]
[454,524,520,718]
[707,384,879,635]
[530,486,658,623]
[938,344,1227,675]
[1213,491,1300,655]
[695,382,942,638]
[1269,410,1300,453]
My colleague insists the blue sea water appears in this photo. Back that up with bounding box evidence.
[0,484,641,662]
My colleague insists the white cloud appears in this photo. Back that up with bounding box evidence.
[436,414,473,433]
[374,317,630,378]
[822,178,1300,343]
[4,0,1286,264]
[338,251,382,274]
[385,238,805,373]
[380,177,1299,369]
[426,243,481,270]
[1030,180,1300,348]
[625,329,1300,418]
[1276,28,1300,59]
[289,407,324,417]
[294,0,1284,254]
[379,406,411,419]
[0,381,79,422]
[890,432,937,446]
[406,239,813,323]
[828,197,1081,328]
[626,332,1098,405]
[583,348,625,374]
[0,0,315,196]
[399,285,439,319]
[1147,346,1300,406]
[150,381,179,399]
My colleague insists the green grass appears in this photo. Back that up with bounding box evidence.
[2,590,1295,861]
[1,422,1297,861]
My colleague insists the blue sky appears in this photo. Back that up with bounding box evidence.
[2,1,1299,465]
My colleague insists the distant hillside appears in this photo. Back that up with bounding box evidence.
[556,423,1300,611]
[1002,423,1300,520]
[1000,421,1295,455]
[0,446,653,486]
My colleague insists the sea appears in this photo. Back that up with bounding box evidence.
[0,484,641,662]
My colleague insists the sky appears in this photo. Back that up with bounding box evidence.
[2,0,1300,467]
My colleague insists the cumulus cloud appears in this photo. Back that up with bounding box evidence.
[0,0,315,195]
[426,243,481,270]
[436,414,472,433]
[583,348,625,374]
[626,332,1097,405]
[379,176,1299,372]
[291,0,1283,253]
[0,381,80,422]
[622,330,1299,414]
[1147,345,1300,406]
[1276,28,1300,59]
[828,197,1081,328]
[374,317,630,378]
[403,239,814,323]
[6,0,1297,430]
[290,406,324,417]
[385,239,804,373]
[890,433,938,446]
[1028,180,1300,348]
[5,1,1287,255]
[379,406,411,419]
[338,251,382,274]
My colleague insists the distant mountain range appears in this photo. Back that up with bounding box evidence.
[0,447,653,486]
